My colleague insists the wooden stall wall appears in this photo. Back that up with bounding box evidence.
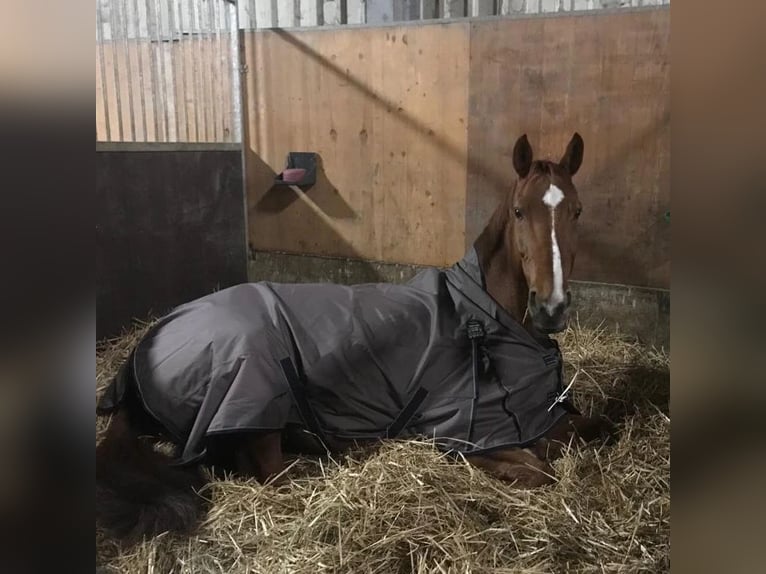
[96,37,237,142]
[243,7,670,287]
[465,10,670,288]
[243,24,470,268]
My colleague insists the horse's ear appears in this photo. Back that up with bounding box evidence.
[512,134,534,178]
[560,132,584,176]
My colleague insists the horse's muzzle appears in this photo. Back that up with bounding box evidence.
[528,290,571,334]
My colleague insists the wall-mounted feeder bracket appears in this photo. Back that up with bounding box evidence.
[273,152,317,188]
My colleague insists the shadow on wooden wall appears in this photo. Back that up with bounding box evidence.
[254,153,357,220]
[245,147,384,281]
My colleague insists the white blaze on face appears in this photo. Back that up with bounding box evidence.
[542,184,565,312]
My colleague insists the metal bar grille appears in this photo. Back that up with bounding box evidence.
[229,0,668,29]
[97,0,669,142]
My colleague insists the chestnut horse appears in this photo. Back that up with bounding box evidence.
[96,133,613,543]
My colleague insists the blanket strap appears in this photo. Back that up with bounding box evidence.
[386,320,486,440]
[279,357,330,448]
[466,320,485,444]
[386,387,430,439]
[544,342,580,416]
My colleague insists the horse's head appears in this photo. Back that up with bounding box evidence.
[509,133,584,334]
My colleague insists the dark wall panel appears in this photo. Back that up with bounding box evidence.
[96,145,247,339]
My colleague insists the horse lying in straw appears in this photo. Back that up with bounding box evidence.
[97,133,615,543]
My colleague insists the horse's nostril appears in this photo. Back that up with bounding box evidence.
[541,301,568,321]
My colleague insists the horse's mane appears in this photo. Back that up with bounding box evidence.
[474,184,512,272]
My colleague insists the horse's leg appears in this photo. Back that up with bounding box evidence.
[536,414,617,461]
[236,431,285,485]
[466,448,555,488]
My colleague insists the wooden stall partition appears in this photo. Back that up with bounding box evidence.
[243,7,670,288]
[465,9,670,288]
[243,23,471,268]
[96,36,237,143]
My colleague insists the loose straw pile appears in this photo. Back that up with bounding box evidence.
[97,319,669,573]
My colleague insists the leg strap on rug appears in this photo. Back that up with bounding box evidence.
[386,320,486,440]
[279,357,330,450]
[386,387,429,439]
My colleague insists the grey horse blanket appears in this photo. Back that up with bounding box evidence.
[98,248,572,463]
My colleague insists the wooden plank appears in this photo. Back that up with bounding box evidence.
[102,42,124,141]
[96,36,235,142]
[96,47,108,141]
[244,23,470,268]
[465,9,670,288]
[126,37,147,141]
[180,33,198,141]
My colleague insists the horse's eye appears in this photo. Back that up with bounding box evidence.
[574,207,582,219]
[514,208,523,220]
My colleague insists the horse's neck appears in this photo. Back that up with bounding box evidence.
[474,195,530,327]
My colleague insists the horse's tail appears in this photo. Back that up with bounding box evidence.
[96,409,208,542]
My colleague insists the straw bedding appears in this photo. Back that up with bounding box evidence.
[96,319,669,573]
